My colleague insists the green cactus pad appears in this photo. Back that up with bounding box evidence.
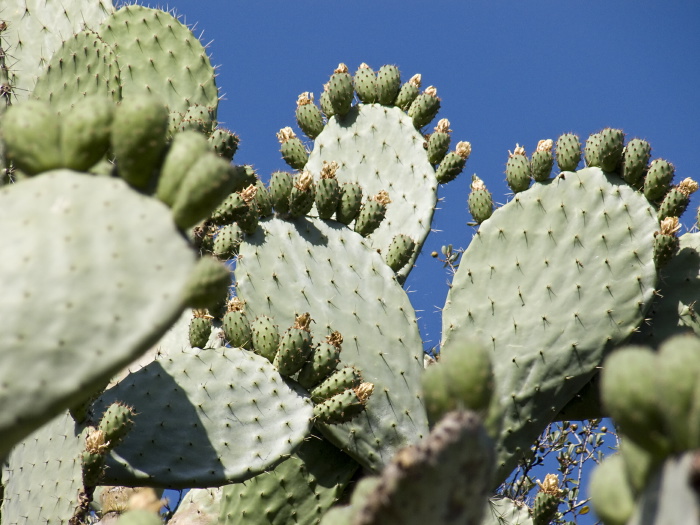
[181,255,232,312]
[555,133,581,172]
[219,434,359,525]
[235,216,428,472]
[178,104,216,135]
[0,171,196,457]
[60,95,115,172]
[483,498,534,525]
[1,412,85,524]
[442,167,658,481]
[114,510,162,525]
[3,0,114,100]
[93,346,314,488]
[376,65,401,106]
[97,5,218,114]
[32,29,120,111]
[306,104,437,280]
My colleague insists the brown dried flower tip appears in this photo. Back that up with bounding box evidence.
[327,331,343,347]
[193,308,213,319]
[359,62,371,69]
[373,190,391,205]
[294,312,312,331]
[335,63,349,74]
[678,178,699,196]
[85,428,110,455]
[659,216,681,236]
[355,382,375,403]
[295,171,314,191]
[537,474,564,497]
[239,184,258,204]
[276,127,296,143]
[435,118,452,134]
[456,141,472,159]
[509,144,526,157]
[320,160,339,179]
[471,175,486,192]
[408,74,422,88]
[228,297,246,312]
[536,139,554,153]
[296,92,313,106]
[425,86,438,98]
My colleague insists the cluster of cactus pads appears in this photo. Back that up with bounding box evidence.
[2,2,700,525]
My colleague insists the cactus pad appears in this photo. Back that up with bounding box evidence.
[0,171,196,457]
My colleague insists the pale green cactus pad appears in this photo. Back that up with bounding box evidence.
[32,29,121,111]
[442,167,658,481]
[236,216,428,472]
[305,104,437,280]
[97,5,218,115]
[219,434,359,525]
[168,487,221,525]
[0,171,197,457]
[92,346,314,488]
[482,498,533,525]
[1,411,85,524]
[632,232,700,347]
[3,0,114,100]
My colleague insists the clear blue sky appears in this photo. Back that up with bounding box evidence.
[144,2,699,522]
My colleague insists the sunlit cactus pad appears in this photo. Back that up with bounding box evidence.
[3,0,114,100]
[93,346,314,488]
[235,216,428,471]
[1,412,85,524]
[442,167,658,479]
[97,5,218,114]
[0,171,196,456]
[305,104,437,279]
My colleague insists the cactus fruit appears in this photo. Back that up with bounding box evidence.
[60,95,115,171]
[269,170,295,214]
[250,315,281,363]
[213,223,244,260]
[407,85,441,129]
[310,366,363,403]
[189,309,214,348]
[658,177,698,220]
[235,184,261,234]
[278,126,309,170]
[354,190,391,236]
[222,298,253,349]
[157,130,210,206]
[289,170,316,218]
[533,475,563,525]
[622,138,652,187]
[296,92,325,140]
[315,160,342,219]
[653,216,681,269]
[435,141,471,184]
[644,158,675,202]
[468,174,494,224]
[98,402,135,449]
[385,234,416,273]
[555,133,581,172]
[208,127,240,161]
[395,73,422,111]
[376,64,401,105]
[297,331,344,390]
[335,182,364,225]
[354,63,378,103]
[313,382,374,424]
[326,63,354,117]
[530,139,554,182]
[181,255,231,312]
[596,127,625,172]
[274,313,315,376]
[427,118,452,164]
[505,143,531,193]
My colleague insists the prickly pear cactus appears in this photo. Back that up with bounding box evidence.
[235,216,428,471]
[442,166,658,481]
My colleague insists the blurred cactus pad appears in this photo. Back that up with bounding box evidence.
[1,2,700,525]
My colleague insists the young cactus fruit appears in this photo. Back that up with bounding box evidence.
[268,171,294,214]
[313,382,374,424]
[354,190,391,236]
[310,366,363,403]
[376,64,401,105]
[274,313,314,377]
[326,63,354,117]
[505,144,531,193]
[408,85,440,129]
[427,118,452,165]
[354,63,378,103]
[189,309,213,348]
[555,133,581,172]
[621,138,652,187]
[658,178,698,220]
[277,127,308,170]
[234,184,260,234]
[296,92,324,140]
[436,141,471,184]
[467,175,494,224]
[335,182,364,225]
[297,331,343,389]
[533,474,563,525]
[289,171,316,217]
[644,159,676,202]
[531,139,554,182]
[653,217,681,269]
[385,234,416,273]
[315,161,341,220]
[395,73,422,111]
[98,402,136,449]
[250,315,281,363]
[222,298,253,349]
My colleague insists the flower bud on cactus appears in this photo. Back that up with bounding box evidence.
[289,170,316,217]
[297,331,343,389]
[335,182,364,224]
[555,133,581,172]
[468,175,494,224]
[274,313,314,377]
[427,118,452,165]
[354,63,378,103]
[533,474,563,525]
[653,216,681,269]
[315,161,341,219]
[277,127,308,170]
[436,141,471,183]
[506,144,531,193]
[376,64,401,105]
[296,92,325,140]
[223,298,253,349]
[188,309,212,349]
[408,86,441,129]
[355,190,391,236]
[395,73,422,110]
[658,178,698,220]
[531,139,554,182]
[251,315,281,363]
